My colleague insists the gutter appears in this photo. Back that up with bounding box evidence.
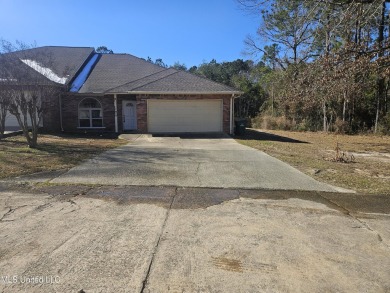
[230,93,241,135]
[230,95,234,135]
[121,91,243,95]
[63,91,243,96]
[114,94,118,133]
[59,93,64,131]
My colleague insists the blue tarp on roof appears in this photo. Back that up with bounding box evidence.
[70,53,99,92]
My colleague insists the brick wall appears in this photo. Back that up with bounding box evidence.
[42,95,61,132]
[61,95,115,132]
[60,93,232,134]
[40,89,64,133]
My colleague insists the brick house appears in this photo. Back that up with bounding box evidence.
[3,46,242,134]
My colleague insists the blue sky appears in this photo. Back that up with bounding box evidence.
[0,0,261,67]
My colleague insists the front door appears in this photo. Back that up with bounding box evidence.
[123,101,137,130]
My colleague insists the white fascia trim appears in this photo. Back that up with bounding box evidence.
[230,95,234,135]
[114,94,119,133]
[105,91,243,95]
[63,93,106,96]
[231,94,241,134]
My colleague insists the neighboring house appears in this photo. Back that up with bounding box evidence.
[3,46,242,134]
[4,111,42,131]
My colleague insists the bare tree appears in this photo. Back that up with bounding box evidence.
[0,40,61,147]
[238,0,390,133]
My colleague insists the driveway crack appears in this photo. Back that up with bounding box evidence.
[0,207,14,221]
[195,163,202,186]
[140,187,177,293]
[0,205,29,222]
[318,193,387,247]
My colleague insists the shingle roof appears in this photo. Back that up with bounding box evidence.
[0,55,57,85]
[11,46,94,85]
[105,68,178,93]
[2,46,241,94]
[78,54,166,93]
[78,54,241,94]
[123,70,241,94]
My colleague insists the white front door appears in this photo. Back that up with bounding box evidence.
[123,101,137,130]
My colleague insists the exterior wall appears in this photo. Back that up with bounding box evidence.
[136,94,232,133]
[4,88,62,133]
[42,93,61,132]
[61,94,115,133]
[61,93,232,134]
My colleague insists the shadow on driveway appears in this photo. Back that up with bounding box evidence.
[32,184,390,215]
[152,132,230,139]
[238,129,308,143]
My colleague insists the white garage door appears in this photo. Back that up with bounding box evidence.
[4,111,21,131]
[4,111,42,131]
[148,99,223,133]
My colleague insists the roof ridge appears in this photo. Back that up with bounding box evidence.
[120,53,171,70]
[130,70,180,91]
[13,46,95,53]
[104,68,171,93]
[39,46,94,49]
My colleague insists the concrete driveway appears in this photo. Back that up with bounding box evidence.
[0,185,389,292]
[52,135,346,192]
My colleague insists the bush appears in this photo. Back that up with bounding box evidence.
[335,118,351,134]
[296,119,310,132]
[378,112,390,135]
[252,115,297,131]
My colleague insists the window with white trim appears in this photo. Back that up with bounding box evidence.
[78,98,103,128]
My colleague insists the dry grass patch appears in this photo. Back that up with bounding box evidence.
[236,129,390,195]
[0,134,127,179]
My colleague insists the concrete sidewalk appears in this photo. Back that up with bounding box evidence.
[51,135,350,192]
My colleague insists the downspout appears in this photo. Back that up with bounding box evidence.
[59,93,64,131]
[230,94,234,135]
[114,94,118,133]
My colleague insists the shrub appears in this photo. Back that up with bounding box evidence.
[252,115,297,131]
[378,112,390,135]
[335,118,351,134]
[296,119,310,132]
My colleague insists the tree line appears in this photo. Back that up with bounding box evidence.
[236,0,390,133]
[161,1,389,133]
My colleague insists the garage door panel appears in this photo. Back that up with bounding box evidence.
[4,111,43,131]
[148,100,222,133]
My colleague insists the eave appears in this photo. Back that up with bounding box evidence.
[110,90,243,95]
